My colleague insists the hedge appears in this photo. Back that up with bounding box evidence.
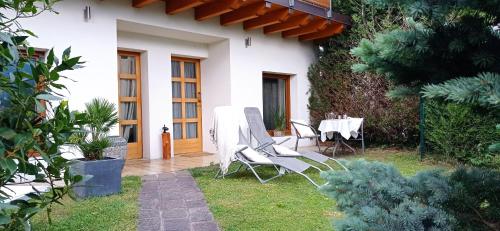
[425,101,500,168]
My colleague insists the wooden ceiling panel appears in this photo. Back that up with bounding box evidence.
[195,0,244,21]
[220,1,272,26]
[133,0,159,8]
[282,18,328,38]
[244,8,291,30]
[131,0,350,41]
[263,14,311,34]
[299,23,344,41]
[165,0,210,15]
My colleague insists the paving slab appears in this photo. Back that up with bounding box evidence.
[137,171,220,231]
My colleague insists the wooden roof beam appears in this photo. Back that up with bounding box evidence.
[263,14,311,34]
[220,1,272,26]
[244,8,291,30]
[165,0,209,15]
[299,23,344,41]
[133,0,159,8]
[195,0,244,21]
[282,18,328,38]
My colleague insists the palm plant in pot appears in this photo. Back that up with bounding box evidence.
[70,98,124,198]
[273,110,286,137]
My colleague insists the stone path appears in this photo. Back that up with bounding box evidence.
[137,171,220,231]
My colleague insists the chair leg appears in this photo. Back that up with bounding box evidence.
[296,172,320,188]
[319,161,333,171]
[316,138,321,153]
[328,158,349,171]
[249,165,283,184]
[295,137,299,151]
[215,163,244,179]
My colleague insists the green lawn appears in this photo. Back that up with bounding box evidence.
[190,148,447,231]
[29,149,447,231]
[31,176,141,231]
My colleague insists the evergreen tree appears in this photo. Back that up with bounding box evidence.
[321,160,500,230]
[351,0,500,96]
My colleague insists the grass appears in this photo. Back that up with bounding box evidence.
[190,148,448,231]
[28,148,449,231]
[31,176,141,231]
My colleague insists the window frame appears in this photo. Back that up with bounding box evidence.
[262,73,291,136]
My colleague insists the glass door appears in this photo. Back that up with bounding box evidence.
[171,57,202,154]
[118,51,142,159]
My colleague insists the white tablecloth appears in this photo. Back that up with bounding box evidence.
[318,118,364,142]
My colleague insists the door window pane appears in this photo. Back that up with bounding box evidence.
[262,76,287,130]
[173,103,182,119]
[184,62,196,78]
[172,82,181,98]
[186,122,197,139]
[173,123,182,139]
[185,83,196,98]
[185,103,197,118]
[171,61,180,77]
[120,79,137,97]
[119,56,136,74]
[121,125,137,143]
[120,102,137,120]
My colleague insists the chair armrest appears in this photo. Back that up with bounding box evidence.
[276,137,291,145]
[261,149,277,157]
[236,146,249,153]
[291,121,320,137]
[255,141,275,151]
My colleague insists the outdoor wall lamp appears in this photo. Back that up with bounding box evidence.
[84,5,91,22]
[245,37,252,48]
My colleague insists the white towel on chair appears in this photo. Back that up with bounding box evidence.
[211,106,248,174]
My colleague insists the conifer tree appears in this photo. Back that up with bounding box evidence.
[351,0,500,96]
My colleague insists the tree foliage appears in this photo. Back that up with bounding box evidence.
[422,73,500,109]
[0,0,84,229]
[307,0,418,146]
[424,101,500,168]
[321,160,500,231]
[351,0,500,96]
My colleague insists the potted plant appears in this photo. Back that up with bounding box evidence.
[70,98,124,198]
[273,110,286,137]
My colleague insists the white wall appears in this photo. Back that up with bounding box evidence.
[201,40,232,153]
[18,0,316,158]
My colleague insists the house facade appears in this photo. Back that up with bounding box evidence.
[20,0,348,160]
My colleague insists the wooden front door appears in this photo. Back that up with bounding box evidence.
[171,57,202,154]
[118,51,143,159]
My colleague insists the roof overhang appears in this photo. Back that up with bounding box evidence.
[132,0,351,41]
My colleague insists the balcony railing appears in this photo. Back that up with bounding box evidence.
[299,0,329,8]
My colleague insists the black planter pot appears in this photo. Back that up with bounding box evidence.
[70,157,125,199]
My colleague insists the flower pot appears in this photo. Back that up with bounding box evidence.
[70,157,125,199]
[274,130,284,137]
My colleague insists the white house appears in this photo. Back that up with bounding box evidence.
[19,0,349,160]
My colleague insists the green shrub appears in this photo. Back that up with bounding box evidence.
[70,98,118,160]
[0,1,84,229]
[321,160,500,231]
[425,101,500,168]
[307,1,418,147]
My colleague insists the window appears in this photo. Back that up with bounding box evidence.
[262,73,291,134]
